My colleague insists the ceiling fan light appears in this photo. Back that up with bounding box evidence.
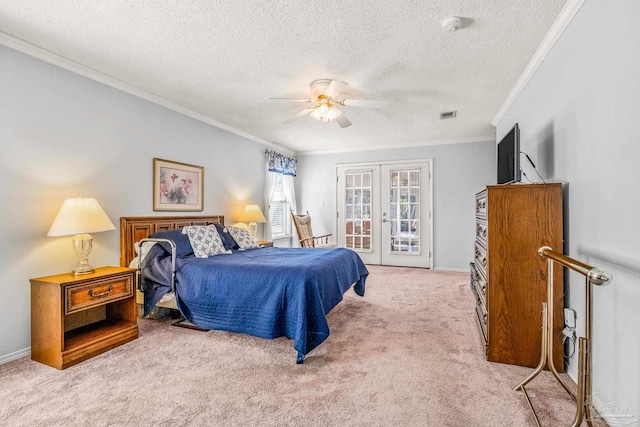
[310,104,342,122]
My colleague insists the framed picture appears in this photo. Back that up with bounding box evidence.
[153,158,204,211]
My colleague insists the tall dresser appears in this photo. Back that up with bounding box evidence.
[471,183,564,369]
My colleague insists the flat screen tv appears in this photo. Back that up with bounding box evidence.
[497,123,521,185]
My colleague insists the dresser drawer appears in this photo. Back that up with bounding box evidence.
[475,190,487,219]
[474,241,488,277]
[470,263,487,342]
[475,219,488,248]
[65,274,133,314]
[474,302,488,346]
[473,267,487,309]
[471,278,484,310]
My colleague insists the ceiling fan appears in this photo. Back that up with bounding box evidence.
[268,79,384,128]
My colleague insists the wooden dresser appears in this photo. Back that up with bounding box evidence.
[471,183,564,369]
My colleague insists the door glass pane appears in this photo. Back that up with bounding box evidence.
[344,171,372,251]
[410,171,420,186]
[410,187,420,203]
[391,188,398,203]
[391,172,399,187]
[388,168,420,254]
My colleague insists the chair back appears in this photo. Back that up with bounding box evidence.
[291,211,315,247]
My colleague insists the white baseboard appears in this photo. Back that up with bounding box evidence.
[0,347,30,365]
[433,267,469,273]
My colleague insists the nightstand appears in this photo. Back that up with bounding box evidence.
[30,266,138,369]
[257,240,274,247]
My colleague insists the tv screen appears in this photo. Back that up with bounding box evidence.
[497,123,521,185]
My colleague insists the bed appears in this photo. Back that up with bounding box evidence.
[120,215,368,363]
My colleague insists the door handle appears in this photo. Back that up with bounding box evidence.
[382,219,388,223]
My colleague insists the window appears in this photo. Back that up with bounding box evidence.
[344,170,372,250]
[269,174,290,238]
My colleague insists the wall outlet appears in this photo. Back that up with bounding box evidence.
[564,308,576,328]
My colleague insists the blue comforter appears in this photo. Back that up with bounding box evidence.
[141,245,368,362]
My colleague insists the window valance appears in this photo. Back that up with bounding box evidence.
[266,149,297,177]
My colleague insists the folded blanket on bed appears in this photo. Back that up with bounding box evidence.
[141,241,176,316]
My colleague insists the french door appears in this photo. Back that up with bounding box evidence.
[336,160,433,268]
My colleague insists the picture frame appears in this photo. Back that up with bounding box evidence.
[153,158,204,211]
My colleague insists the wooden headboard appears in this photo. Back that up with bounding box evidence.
[120,215,224,267]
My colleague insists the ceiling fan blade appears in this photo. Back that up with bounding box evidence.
[335,113,352,128]
[340,99,387,108]
[267,97,313,103]
[282,108,314,124]
[325,80,347,98]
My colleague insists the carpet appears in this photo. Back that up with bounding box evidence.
[0,266,605,426]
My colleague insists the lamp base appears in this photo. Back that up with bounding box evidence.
[72,265,95,275]
[72,234,95,275]
[248,222,257,238]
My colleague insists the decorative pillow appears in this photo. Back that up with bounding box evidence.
[149,229,194,257]
[214,223,239,250]
[181,225,231,258]
[226,226,260,250]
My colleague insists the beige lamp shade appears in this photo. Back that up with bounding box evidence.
[48,197,116,237]
[237,204,267,224]
[47,197,115,275]
[237,204,266,238]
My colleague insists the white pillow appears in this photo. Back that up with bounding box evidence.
[227,226,260,250]
[131,241,157,267]
[181,225,231,258]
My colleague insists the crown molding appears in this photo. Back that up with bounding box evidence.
[0,32,294,157]
[296,134,495,156]
[491,0,586,126]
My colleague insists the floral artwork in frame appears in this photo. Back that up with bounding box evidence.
[153,158,204,211]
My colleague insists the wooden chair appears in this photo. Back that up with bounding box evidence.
[291,211,336,248]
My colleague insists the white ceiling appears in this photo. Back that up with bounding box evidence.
[0,1,568,155]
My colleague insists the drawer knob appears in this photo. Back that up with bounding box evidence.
[88,285,113,299]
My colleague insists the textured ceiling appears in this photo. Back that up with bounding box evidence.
[0,0,567,154]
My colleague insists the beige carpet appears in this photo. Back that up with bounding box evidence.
[0,266,604,426]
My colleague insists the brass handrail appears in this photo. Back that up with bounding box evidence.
[538,247,612,285]
[514,246,612,427]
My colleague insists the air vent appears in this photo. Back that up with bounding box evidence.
[440,111,457,119]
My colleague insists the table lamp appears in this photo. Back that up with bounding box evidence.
[237,204,266,237]
[47,197,116,275]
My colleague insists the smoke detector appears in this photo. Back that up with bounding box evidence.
[442,16,462,32]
